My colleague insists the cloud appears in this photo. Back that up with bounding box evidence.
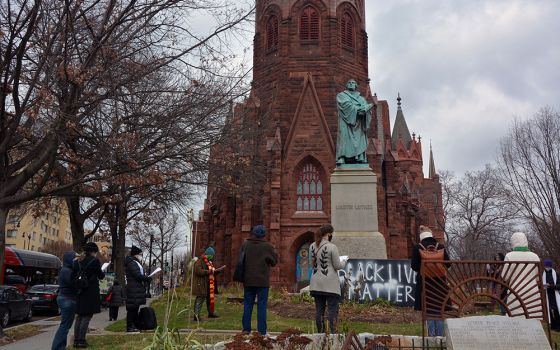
[365,0,560,174]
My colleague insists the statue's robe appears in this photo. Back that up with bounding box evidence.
[336,90,372,164]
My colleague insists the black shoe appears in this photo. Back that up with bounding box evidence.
[74,341,88,348]
[127,327,141,333]
[208,313,219,318]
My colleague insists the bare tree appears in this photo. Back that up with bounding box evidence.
[39,240,74,260]
[443,165,519,259]
[498,107,560,263]
[129,209,183,287]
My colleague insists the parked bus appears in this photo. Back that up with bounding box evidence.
[2,248,62,292]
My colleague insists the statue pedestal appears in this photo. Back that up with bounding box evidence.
[330,166,387,259]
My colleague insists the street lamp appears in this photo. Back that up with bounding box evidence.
[148,233,154,275]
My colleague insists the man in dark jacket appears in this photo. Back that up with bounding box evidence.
[411,225,449,337]
[74,242,105,348]
[241,225,278,335]
[108,280,125,321]
[125,246,152,332]
[51,252,78,350]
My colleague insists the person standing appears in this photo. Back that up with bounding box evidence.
[51,252,78,350]
[108,280,125,321]
[74,242,105,348]
[501,232,541,317]
[192,247,225,321]
[125,246,152,332]
[542,259,560,331]
[241,225,278,335]
[309,224,347,333]
[411,225,449,337]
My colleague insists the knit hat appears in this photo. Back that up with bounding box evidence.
[510,232,528,250]
[83,242,99,253]
[419,225,433,241]
[544,259,553,268]
[130,246,142,256]
[252,225,266,238]
[204,247,215,256]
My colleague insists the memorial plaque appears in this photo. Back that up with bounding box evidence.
[446,315,551,350]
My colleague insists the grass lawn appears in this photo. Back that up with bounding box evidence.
[105,286,421,336]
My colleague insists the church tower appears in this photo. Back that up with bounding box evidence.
[196,0,444,290]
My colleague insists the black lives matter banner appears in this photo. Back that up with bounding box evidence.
[338,259,417,307]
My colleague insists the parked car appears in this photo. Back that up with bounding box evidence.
[4,275,27,294]
[26,284,59,315]
[0,285,33,328]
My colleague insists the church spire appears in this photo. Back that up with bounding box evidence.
[391,93,412,149]
[429,141,437,178]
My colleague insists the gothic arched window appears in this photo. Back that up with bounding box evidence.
[266,15,279,50]
[340,12,354,48]
[296,163,323,211]
[300,6,319,41]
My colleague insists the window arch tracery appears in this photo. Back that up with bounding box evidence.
[296,162,323,211]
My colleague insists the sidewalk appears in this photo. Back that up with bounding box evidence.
[0,305,126,350]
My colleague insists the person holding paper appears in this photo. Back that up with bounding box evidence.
[125,246,152,332]
[309,224,347,333]
[192,247,225,321]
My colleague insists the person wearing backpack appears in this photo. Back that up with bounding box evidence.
[51,252,79,350]
[107,280,125,321]
[73,242,105,348]
[411,225,449,337]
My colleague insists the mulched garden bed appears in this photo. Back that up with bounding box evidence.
[268,300,422,324]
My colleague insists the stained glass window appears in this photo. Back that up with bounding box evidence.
[296,163,323,211]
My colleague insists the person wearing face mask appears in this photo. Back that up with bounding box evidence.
[73,242,105,348]
[124,246,152,332]
[309,224,347,333]
[192,247,226,321]
[542,259,560,331]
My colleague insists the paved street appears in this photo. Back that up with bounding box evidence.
[0,306,126,350]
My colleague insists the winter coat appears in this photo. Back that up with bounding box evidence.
[309,239,346,296]
[108,284,126,307]
[410,237,449,313]
[543,269,560,323]
[502,232,541,317]
[58,252,78,298]
[75,255,105,315]
[192,258,211,297]
[125,256,151,307]
[242,238,278,288]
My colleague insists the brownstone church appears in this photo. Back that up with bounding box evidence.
[194,0,444,290]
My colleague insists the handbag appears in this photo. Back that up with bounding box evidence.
[233,242,246,283]
[105,291,113,302]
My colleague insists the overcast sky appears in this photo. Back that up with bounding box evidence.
[190,0,560,216]
[364,0,560,175]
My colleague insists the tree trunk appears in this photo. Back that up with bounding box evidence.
[66,196,86,252]
[0,207,9,338]
[115,201,127,285]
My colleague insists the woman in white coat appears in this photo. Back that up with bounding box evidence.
[309,225,347,333]
[501,232,541,317]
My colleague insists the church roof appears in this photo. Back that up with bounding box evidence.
[429,141,437,178]
[391,93,412,149]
